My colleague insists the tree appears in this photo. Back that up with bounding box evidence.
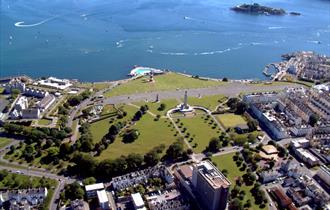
[247,119,258,131]
[63,182,84,201]
[60,143,72,158]
[82,177,96,185]
[123,129,140,143]
[208,137,221,152]
[230,198,243,210]
[235,101,247,115]
[158,103,166,111]
[126,153,143,170]
[133,110,143,121]
[309,114,319,127]
[144,151,160,166]
[109,124,120,136]
[222,77,228,82]
[165,141,187,161]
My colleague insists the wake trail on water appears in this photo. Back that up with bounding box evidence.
[14,16,57,28]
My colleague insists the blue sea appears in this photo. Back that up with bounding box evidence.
[0,0,329,81]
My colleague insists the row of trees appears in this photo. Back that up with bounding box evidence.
[3,123,71,142]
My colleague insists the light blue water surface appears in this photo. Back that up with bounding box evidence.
[0,0,329,81]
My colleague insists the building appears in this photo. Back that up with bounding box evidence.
[146,189,189,210]
[3,78,26,94]
[69,199,87,210]
[270,187,293,208]
[316,165,330,186]
[22,108,41,119]
[85,183,104,198]
[97,190,110,210]
[37,94,55,111]
[131,193,146,210]
[10,96,29,119]
[192,160,231,210]
[259,170,281,183]
[38,77,72,90]
[0,187,48,209]
[259,145,279,161]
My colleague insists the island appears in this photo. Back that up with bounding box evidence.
[231,3,286,15]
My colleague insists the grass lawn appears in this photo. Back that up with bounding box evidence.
[216,113,247,129]
[186,95,227,111]
[97,110,177,160]
[76,82,111,91]
[178,114,221,153]
[37,118,52,126]
[105,72,224,97]
[212,153,262,210]
[0,137,13,149]
[133,99,179,116]
[90,105,137,143]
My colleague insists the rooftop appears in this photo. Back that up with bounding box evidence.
[195,160,231,189]
[97,190,108,203]
[85,183,104,192]
[131,192,145,207]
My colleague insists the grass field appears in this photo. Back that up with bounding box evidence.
[178,114,221,153]
[105,73,224,97]
[216,113,247,129]
[90,105,137,143]
[212,153,262,210]
[0,137,13,149]
[186,95,227,111]
[97,109,177,160]
[37,118,52,126]
[76,82,111,91]
[133,99,179,116]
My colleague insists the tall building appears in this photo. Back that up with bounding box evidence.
[192,160,231,210]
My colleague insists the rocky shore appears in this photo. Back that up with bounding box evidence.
[231,3,286,15]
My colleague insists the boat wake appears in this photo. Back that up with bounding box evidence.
[14,17,56,28]
[159,46,242,56]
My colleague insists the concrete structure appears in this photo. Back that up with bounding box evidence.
[192,160,231,210]
[259,145,279,161]
[131,193,146,210]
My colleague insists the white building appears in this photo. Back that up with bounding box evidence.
[38,77,72,90]
[131,193,146,210]
[37,94,55,111]
[14,96,28,112]
[85,183,104,198]
[97,190,110,210]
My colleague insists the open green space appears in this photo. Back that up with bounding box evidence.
[105,73,224,97]
[97,107,177,160]
[0,137,13,149]
[186,95,227,111]
[133,99,179,116]
[37,118,52,126]
[75,82,111,91]
[178,114,221,153]
[216,113,247,129]
[90,105,137,143]
[212,153,262,210]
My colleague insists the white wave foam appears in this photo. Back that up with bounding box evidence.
[14,17,55,28]
[307,40,321,44]
[268,26,285,30]
[160,52,187,56]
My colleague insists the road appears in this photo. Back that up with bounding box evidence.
[101,82,301,105]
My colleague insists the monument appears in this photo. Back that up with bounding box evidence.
[177,91,193,112]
